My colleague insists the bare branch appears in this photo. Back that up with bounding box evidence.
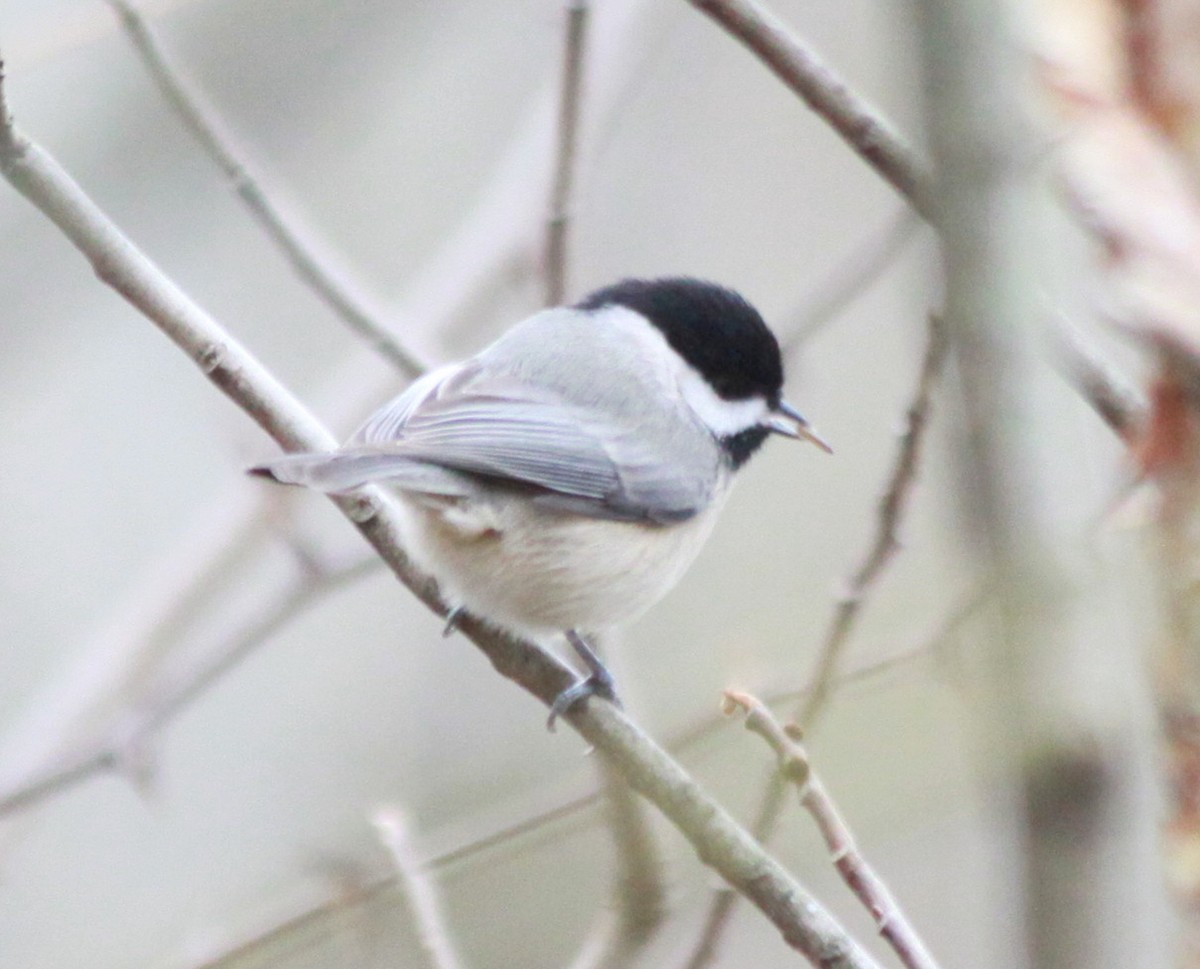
[105,0,428,378]
[1050,316,1145,440]
[545,0,589,306]
[569,638,667,969]
[0,65,882,969]
[569,760,668,969]
[374,808,468,969]
[183,872,395,969]
[783,208,923,352]
[685,0,932,217]
[723,692,943,969]
[0,554,377,817]
[677,773,788,969]
[799,314,949,727]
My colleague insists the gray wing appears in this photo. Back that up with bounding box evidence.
[279,361,720,523]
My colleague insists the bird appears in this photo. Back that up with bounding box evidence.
[250,277,830,727]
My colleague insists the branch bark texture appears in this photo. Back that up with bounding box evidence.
[545,0,589,306]
[724,692,942,969]
[687,0,932,217]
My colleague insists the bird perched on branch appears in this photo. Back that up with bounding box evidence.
[251,277,829,726]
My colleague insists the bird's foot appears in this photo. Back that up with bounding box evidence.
[442,606,465,638]
[546,631,622,731]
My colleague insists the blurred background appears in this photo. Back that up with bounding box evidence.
[0,0,1174,967]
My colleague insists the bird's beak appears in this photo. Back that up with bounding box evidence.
[764,400,833,454]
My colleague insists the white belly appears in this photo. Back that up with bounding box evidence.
[395,487,728,638]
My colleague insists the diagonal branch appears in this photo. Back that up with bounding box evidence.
[0,554,378,817]
[0,63,881,969]
[798,314,949,728]
[723,692,943,969]
[783,208,923,352]
[1050,316,1145,441]
[374,808,468,969]
[545,0,589,306]
[685,0,933,217]
[569,636,668,969]
[106,0,428,378]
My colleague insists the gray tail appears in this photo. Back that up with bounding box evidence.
[248,449,469,497]
[247,451,400,493]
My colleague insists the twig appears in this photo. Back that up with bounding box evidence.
[374,808,467,969]
[568,636,668,969]
[0,488,268,825]
[799,314,949,728]
[1049,316,1145,441]
[685,0,933,217]
[0,554,378,817]
[105,0,428,379]
[545,0,589,306]
[783,208,923,352]
[677,774,788,969]
[574,760,668,969]
[678,314,949,969]
[723,692,943,969]
[0,64,882,969]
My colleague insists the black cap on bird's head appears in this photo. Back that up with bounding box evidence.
[576,277,831,466]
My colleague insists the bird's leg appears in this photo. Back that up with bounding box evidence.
[442,605,465,638]
[547,630,623,731]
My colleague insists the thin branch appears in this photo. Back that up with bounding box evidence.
[545,0,589,306]
[374,808,468,969]
[799,314,949,728]
[677,774,788,969]
[571,760,668,969]
[0,486,276,837]
[685,0,933,217]
[105,0,428,379]
[1049,316,1145,441]
[568,636,668,969]
[0,554,378,817]
[783,208,923,353]
[0,65,881,969]
[184,871,396,969]
[723,692,943,969]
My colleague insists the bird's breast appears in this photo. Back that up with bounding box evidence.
[394,485,730,638]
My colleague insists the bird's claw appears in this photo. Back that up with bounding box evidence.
[546,666,620,731]
[442,606,464,638]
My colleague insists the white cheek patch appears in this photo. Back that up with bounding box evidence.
[676,366,768,437]
[596,304,770,438]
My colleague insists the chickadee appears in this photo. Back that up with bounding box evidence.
[251,277,829,725]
